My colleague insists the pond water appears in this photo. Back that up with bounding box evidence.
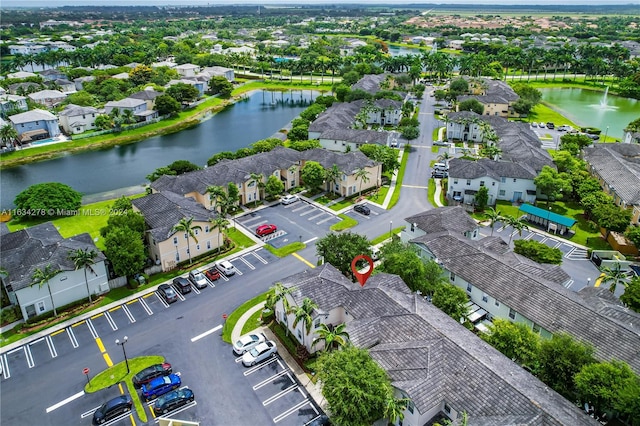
[0,90,318,208]
[539,87,640,139]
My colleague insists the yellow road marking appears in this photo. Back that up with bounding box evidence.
[148,405,156,418]
[95,337,106,353]
[72,321,85,327]
[118,383,124,394]
[51,329,65,336]
[594,273,605,287]
[143,293,154,298]
[91,313,103,320]
[103,353,113,367]
[129,414,136,426]
[126,300,138,305]
[109,306,121,312]
[292,253,315,268]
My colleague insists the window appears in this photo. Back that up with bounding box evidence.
[314,319,321,328]
[453,179,458,184]
[196,244,200,251]
[342,174,347,181]
[444,403,451,414]
[35,121,39,125]
[298,329,302,339]
[82,115,86,119]
[175,252,180,261]
[194,229,199,235]
[501,177,506,183]
[509,308,516,319]
[482,293,488,303]
[495,300,500,307]
[492,182,495,186]
[205,225,209,232]
[173,237,178,245]
[406,400,414,414]
[499,190,505,196]
[450,272,456,282]
[532,323,541,334]
[37,301,46,313]
[466,283,472,292]
[466,179,471,186]
[513,178,517,183]
[480,181,485,187]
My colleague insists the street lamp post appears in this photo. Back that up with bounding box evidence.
[389,221,393,239]
[115,336,129,374]
[604,126,609,142]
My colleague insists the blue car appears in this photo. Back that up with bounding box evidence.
[141,374,181,400]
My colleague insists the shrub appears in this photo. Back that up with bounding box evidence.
[514,239,563,264]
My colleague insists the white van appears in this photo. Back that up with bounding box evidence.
[216,260,236,276]
[433,162,448,171]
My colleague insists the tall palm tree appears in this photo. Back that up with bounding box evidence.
[600,264,630,294]
[207,185,226,212]
[384,397,410,425]
[121,109,136,126]
[311,322,349,352]
[172,217,202,264]
[291,297,318,346]
[484,207,502,237]
[68,248,98,303]
[249,172,263,203]
[504,215,529,246]
[324,164,341,195]
[265,282,294,313]
[354,168,370,197]
[0,125,19,148]
[209,216,229,253]
[31,264,61,317]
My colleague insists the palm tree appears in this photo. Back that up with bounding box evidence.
[31,264,61,317]
[354,168,370,197]
[0,125,19,148]
[207,185,226,212]
[504,215,529,246]
[384,397,410,425]
[172,217,202,264]
[249,172,263,203]
[209,216,229,253]
[121,109,136,126]
[68,248,98,303]
[324,164,341,195]
[600,264,630,294]
[484,207,502,237]
[291,297,318,346]
[312,322,349,352]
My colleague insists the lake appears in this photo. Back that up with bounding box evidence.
[0,90,318,208]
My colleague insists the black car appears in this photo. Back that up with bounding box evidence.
[546,122,555,129]
[172,277,192,294]
[133,363,173,388]
[92,395,132,425]
[354,204,370,215]
[153,387,195,415]
[158,284,178,303]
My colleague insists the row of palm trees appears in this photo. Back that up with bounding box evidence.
[484,207,529,245]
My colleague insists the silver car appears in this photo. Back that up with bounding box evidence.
[242,340,277,366]
[188,270,208,289]
[281,194,299,205]
[233,333,266,356]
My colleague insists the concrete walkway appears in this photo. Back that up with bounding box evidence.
[231,303,326,411]
[433,178,444,207]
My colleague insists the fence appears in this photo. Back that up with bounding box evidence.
[71,116,166,140]
[107,276,128,290]
[144,264,163,276]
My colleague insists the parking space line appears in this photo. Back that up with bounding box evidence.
[303,237,318,244]
[51,328,65,336]
[96,337,106,353]
[104,311,118,331]
[239,256,256,270]
[67,327,79,348]
[552,241,562,248]
[46,335,58,358]
[190,284,202,294]
[1,354,9,379]
[152,401,197,424]
[273,399,313,423]
[121,304,136,323]
[103,352,113,367]
[251,250,269,264]
[86,318,99,339]
[316,216,336,224]
[243,357,279,375]
[156,293,170,308]
[253,370,289,390]
[139,297,153,315]
[564,279,574,289]
[191,324,222,342]
[263,385,299,406]
[47,390,85,413]
[291,205,308,212]
[307,212,325,221]
[299,208,316,217]
[24,345,34,368]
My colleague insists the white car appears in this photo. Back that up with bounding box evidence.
[242,340,277,366]
[216,260,236,276]
[539,122,546,128]
[188,270,208,289]
[233,333,266,356]
[281,194,299,205]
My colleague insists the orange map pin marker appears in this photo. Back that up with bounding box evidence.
[351,254,374,287]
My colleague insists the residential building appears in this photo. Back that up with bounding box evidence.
[456,79,520,118]
[129,88,164,111]
[132,191,221,272]
[8,109,60,143]
[6,71,38,79]
[402,210,640,375]
[0,223,109,320]
[104,98,147,116]
[50,78,76,94]
[0,94,28,116]
[73,76,95,91]
[201,66,235,82]
[28,89,67,108]
[318,128,392,152]
[175,63,201,78]
[58,104,98,135]
[446,158,538,206]
[166,79,206,97]
[582,143,640,226]
[39,69,67,81]
[8,82,41,95]
[275,263,598,426]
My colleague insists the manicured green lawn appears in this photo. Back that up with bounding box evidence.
[388,149,410,210]
[264,242,305,257]
[526,103,578,128]
[369,227,406,246]
[222,291,269,343]
[329,198,354,211]
[369,185,390,203]
[241,310,264,335]
[330,214,357,231]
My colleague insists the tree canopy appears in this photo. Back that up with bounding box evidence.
[300,161,325,191]
[481,319,540,369]
[316,232,371,281]
[14,182,82,219]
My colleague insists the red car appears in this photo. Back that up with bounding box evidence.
[205,268,221,281]
[256,224,277,236]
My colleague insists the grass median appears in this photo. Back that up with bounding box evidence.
[221,291,270,344]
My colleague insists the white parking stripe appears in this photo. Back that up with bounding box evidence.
[152,401,198,423]
[253,370,290,390]
[121,304,136,323]
[307,212,325,221]
[564,279,574,289]
[1,354,9,379]
[86,318,99,339]
[291,205,308,212]
[316,216,336,224]
[47,391,85,413]
[303,237,318,244]
[239,256,256,270]
[139,297,153,315]
[263,385,299,406]
[67,327,79,348]
[190,324,222,342]
[104,311,118,331]
[24,345,34,368]
[46,335,57,358]
[172,286,186,301]
[251,250,268,264]
[156,293,170,308]
[243,357,278,375]
[273,399,312,423]
[299,208,316,217]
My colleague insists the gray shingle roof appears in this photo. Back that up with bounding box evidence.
[279,263,597,425]
[58,104,98,117]
[129,89,163,101]
[308,101,361,134]
[414,232,640,375]
[405,206,479,236]
[582,143,640,205]
[0,222,105,292]
[350,74,387,94]
[132,191,217,242]
[8,109,57,124]
[319,128,390,145]
[448,158,536,180]
[104,98,146,109]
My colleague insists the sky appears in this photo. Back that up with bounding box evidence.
[3,0,639,6]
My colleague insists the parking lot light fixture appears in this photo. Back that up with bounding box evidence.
[389,221,393,238]
[115,336,129,374]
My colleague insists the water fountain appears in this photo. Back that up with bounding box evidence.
[594,86,618,111]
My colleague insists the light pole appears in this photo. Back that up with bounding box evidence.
[115,336,129,374]
[603,126,609,142]
[389,220,393,239]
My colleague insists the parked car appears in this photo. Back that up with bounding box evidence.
[216,260,236,276]
[172,277,191,294]
[353,204,370,215]
[133,363,173,388]
[539,122,546,128]
[92,395,132,425]
[558,124,572,132]
[256,224,277,236]
[188,269,208,289]
[242,340,278,366]
[141,374,181,401]
[158,284,178,304]
[281,194,299,205]
[233,332,266,356]
[153,388,195,415]
[546,122,555,129]
[205,268,221,282]
[531,122,538,128]
[432,170,448,179]
[433,162,448,171]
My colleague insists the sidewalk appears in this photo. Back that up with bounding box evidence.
[230,307,326,411]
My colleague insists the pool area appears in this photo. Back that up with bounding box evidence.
[25,135,69,148]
